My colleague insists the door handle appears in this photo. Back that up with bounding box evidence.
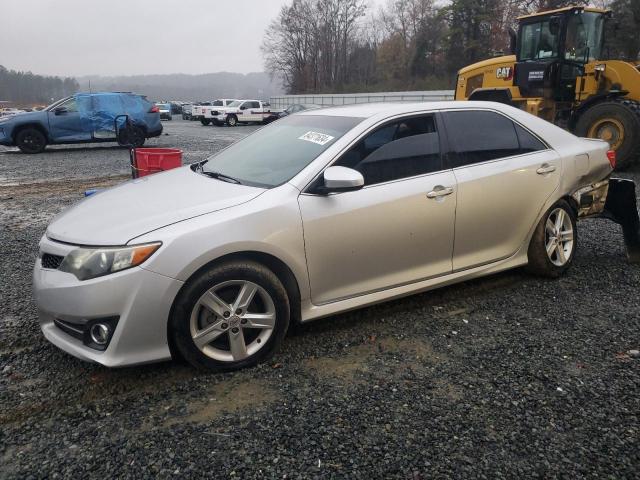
[536,164,556,175]
[426,186,454,199]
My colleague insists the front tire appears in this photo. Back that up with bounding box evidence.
[575,99,640,170]
[226,115,238,127]
[16,128,47,154]
[170,261,290,371]
[526,200,577,278]
[200,119,211,126]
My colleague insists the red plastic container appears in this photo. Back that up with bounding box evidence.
[131,148,182,178]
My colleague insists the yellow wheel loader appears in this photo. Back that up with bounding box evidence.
[455,6,640,169]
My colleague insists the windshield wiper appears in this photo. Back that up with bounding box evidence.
[200,170,242,184]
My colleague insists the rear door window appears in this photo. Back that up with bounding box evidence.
[442,110,527,167]
[514,123,547,153]
[334,115,442,185]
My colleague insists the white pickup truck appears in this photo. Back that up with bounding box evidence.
[203,99,279,126]
[198,99,238,125]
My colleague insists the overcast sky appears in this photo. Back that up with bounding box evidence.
[1,0,386,78]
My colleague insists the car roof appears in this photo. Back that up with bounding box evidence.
[297,101,514,118]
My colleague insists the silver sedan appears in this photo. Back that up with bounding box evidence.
[33,101,619,371]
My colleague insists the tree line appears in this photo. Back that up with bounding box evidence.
[0,65,79,106]
[262,0,640,94]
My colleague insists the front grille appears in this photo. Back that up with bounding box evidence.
[42,253,64,269]
[53,318,84,341]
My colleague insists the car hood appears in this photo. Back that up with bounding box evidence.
[46,166,265,246]
[0,110,44,124]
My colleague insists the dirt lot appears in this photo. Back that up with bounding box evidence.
[1,119,639,478]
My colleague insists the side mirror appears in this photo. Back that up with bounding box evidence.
[54,107,68,115]
[319,166,364,194]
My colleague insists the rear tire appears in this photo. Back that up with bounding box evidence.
[170,260,290,372]
[575,99,640,170]
[200,119,211,126]
[526,200,577,278]
[15,128,47,154]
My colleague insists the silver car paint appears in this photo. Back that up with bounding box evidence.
[46,166,265,246]
[34,101,613,366]
[298,169,457,304]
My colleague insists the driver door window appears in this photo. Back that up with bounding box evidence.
[334,115,443,185]
[59,98,78,113]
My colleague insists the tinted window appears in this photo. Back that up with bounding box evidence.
[212,100,224,106]
[202,115,362,188]
[515,123,546,153]
[443,111,522,167]
[334,115,442,185]
[249,101,261,108]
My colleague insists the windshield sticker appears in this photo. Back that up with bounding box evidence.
[298,131,335,146]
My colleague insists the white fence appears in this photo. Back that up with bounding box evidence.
[269,90,455,109]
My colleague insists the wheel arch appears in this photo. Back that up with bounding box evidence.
[167,250,303,360]
[561,194,579,217]
[12,122,50,143]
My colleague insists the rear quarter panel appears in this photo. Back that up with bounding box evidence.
[491,103,612,199]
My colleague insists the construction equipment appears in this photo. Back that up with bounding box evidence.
[455,6,640,168]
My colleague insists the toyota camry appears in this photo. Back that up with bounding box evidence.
[33,101,632,371]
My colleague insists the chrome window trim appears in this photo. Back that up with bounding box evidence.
[301,107,553,195]
[301,109,445,195]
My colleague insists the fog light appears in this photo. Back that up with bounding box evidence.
[90,323,110,345]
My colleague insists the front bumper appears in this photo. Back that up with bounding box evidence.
[33,236,184,367]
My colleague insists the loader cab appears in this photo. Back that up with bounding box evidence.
[515,7,608,102]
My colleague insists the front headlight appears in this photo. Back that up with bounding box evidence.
[58,242,161,280]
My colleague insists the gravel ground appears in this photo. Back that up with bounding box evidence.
[1,119,639,479]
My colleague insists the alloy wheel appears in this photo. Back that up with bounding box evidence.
[544,208,574,267]
[189,280,276,362]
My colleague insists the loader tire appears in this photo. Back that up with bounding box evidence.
[575,99,640,170]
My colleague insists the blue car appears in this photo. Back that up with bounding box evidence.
[0,92,162,154]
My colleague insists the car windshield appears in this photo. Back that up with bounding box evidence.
[201,115,362,188]
[228,100,242,107]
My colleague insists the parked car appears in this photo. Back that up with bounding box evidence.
[190,102,213,122]
[156,103,173,121]
[278,103,322,118]
[0,92,162,153]
[181,103,193,120]
[205,99,277,126]
[200,99,239,125]
[34,101,624,371]
[170,102,183,115]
